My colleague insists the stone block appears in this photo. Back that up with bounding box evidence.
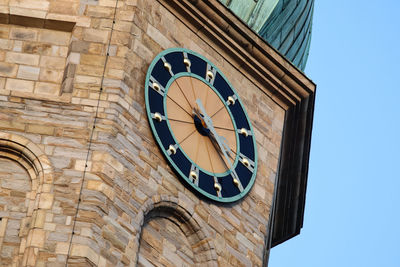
[116,10,135,22]
[10,27,38,41]
[17,65,40,80]
[22,42,52,55]
[66,52,80,64]
[110,30,130,45]
[40,55,66,70]
[102,226,127,251]
[0,39,13,50]
[0,50,5,61]
[70,40,90,53]
[99,0,118,7]
[236,232,255,251]
[88,42,104,55]
[34,82,60,95]
[75,75,101,86]
[74,159,91,171]
[107,68,124,79]
[0,77,5,89]
[91,17,113,30]
[9,0,49,11]
[10,6,47,19]
[38,192,54,209]
[45,13,77,24]
[71,244,99,265]
[76,64,103,76]
[39,68,63,83]
[12,40,22,52]
[55,242,70,255]
[87,180,102,191]
[253,183,266,199]
[147,24,172,49]
[0,119,25,131]
[53,147,87,159]
[114,20,131,33]
[0,62,18,77]
[132,39,153,62]
[6,51,40,66]
[5,78,34,92]
[83,28,110,44]
[80,54,106,66]
[38,29,71,46]
[43,222,56,231]
[58,46,69,57]
[33,209,46,228]
[76,16,91,27]
[86,5,114,18]
[49,0,79,15]
[0,24,10,39]
[26,124,55,135]
[30,229,46,248]
[48,231,69,242]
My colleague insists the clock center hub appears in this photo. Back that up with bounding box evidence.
[193,114,210,136]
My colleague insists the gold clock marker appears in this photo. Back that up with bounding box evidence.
[152,112,163,122]
[214,176,222,197]
[183,52,191,72]
[239,128,249,137]
[168,144,177,155]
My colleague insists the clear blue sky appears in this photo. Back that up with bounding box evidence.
[270,1,400,266]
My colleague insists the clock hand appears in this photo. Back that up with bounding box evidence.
[194,98,244,191]
[194,99,234,169]
[206,129,244,192]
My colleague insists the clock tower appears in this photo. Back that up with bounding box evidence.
[0,0,315,266]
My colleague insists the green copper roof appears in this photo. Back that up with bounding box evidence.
[220,0,314,71]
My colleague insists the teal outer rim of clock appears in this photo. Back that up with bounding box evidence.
[145,47,258,203]
[163,72,240,178]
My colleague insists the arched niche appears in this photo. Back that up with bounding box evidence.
[0,132,53,266]
[134,196,217,266]
[0,158,31,266]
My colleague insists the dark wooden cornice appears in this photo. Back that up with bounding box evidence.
[158,0,316,252]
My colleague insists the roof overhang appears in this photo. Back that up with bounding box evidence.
[157,0,316,249]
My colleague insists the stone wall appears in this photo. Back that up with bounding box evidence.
[0,24,71,97]
[0,0,287,266]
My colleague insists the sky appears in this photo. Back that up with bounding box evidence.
[270,1,400,267]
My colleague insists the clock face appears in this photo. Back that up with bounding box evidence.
[145,48,257,203]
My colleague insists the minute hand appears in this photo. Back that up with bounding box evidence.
[195,99,233,169]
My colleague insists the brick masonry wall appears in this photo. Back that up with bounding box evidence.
[0,0,285,266]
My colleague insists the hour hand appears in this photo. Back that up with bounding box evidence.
[195,99,233,167]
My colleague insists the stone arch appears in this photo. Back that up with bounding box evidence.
[132,195,217,266]
[0,132,54,266]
